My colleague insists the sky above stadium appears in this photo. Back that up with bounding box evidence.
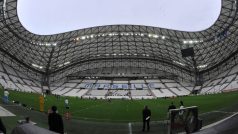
[17,0,221,35]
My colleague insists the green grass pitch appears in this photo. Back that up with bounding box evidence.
[1,89,238,122]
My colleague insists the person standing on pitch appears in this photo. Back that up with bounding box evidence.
[142,105,151,132]
[64,98,69,109]
[168,102,176,112]
[179,101,185,115]
[168,102,177,129]
[48,106,64,134]
[3,89,9,104]
[179,101,184,109]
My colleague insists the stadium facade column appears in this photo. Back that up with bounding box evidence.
[181,47,203,86]
[40,46,55,94]
[41,74,50,93]
[192,57,202,86]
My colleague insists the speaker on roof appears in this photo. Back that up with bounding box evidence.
[181,47,194,57]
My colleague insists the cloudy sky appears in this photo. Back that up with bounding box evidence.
[17,0,221,35]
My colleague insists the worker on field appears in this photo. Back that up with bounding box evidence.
[48,106,64,134]
[142,105,151,132]
[179,101,184,115]
[168,102,177,133]
[168,102,176,112]
[3,89,9,104]
[64,98,69,109]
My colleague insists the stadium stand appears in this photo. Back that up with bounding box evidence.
[200,64,238,94]
[4,62,238,99]
[47,78,194,99]
[0,63,41,93]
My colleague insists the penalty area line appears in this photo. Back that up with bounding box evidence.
[128,122,132,134]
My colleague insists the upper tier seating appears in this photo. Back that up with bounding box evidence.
[200,64,238,94]
[151,89,175,97]
[0,63,41,93]
[48,77,195,99]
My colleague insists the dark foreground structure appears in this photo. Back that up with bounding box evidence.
[195,113,238,134]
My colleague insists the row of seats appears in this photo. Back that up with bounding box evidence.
[4,60,238,99]
[80,67,162,75]
[200,64,238,94]
[0,62,199,99]
[0,63,41,93]
[83,89,153,99]
[58,78,192,98]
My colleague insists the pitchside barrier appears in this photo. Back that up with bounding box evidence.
[168,106,202,134]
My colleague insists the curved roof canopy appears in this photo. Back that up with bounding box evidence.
[0,0,238,80]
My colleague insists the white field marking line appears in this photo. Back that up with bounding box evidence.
[0,106,15,116]
[74,116,165,123]
[1,104,20,107]
[199,110,236,116]
[128,122,132,134]
[213,110,236,114]
[75,116,136,122]
[76,116,115,121]
[201,112,238,130]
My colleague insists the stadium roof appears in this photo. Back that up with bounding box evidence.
[0,0,237,81]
